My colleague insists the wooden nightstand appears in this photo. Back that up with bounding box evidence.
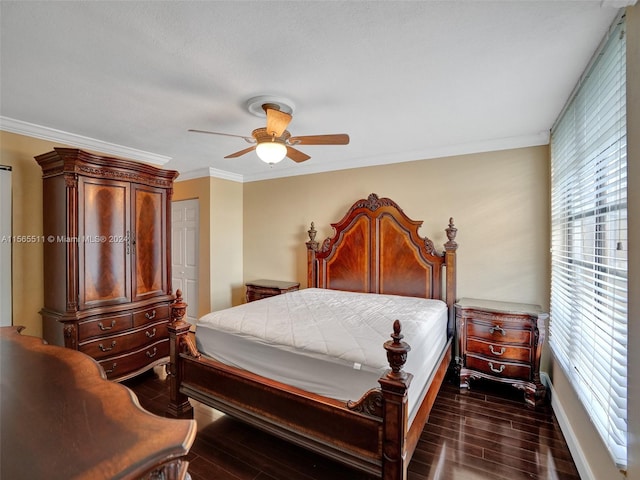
[456,298,547,406]
[245,279,300,303]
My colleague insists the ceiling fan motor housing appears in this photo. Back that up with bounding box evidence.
[245,95,295,117]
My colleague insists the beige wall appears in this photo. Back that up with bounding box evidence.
[174,175,243,316]
[173,177,212,318]
[0,131,72,338]
[209,176,243,308]
[243,146,550,309]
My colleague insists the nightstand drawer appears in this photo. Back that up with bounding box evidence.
[466,338,532,362]
[466,353,532,380]
[466,320,531,345]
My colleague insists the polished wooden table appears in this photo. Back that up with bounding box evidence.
[0,326,196,480]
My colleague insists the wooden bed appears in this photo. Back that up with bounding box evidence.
[167,193,458,480]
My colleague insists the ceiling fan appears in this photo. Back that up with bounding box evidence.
[189,96,349,165]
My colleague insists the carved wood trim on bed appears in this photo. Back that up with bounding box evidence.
[167,193,458,480]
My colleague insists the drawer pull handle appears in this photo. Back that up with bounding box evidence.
[145,328,157,338]
[488,362,505,374]
[98,320,116,331]
[489,345,505,356]
[146,347,158,358]
[104,363,117,374]
[145,310,156,320]
[489,325,506,336]
[99,341,117,352]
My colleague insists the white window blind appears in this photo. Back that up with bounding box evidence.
[550,14,627,468]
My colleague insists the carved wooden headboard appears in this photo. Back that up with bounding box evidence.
[306,193,458,324]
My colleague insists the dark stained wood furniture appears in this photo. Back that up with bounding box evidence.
[167,193,458,480]
[35,148,178,381]
[245,279,300,302]
[456,298,547,406]
[0,326,196,480]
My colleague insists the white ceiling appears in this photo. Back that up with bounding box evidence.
[0,1,627,182]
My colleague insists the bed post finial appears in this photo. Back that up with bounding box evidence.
[306,222,318,249]
[306,222,319,288]
[384,320,411,380]
[444,218,458,337]
[445,217,458,250]
[170,289,187,324]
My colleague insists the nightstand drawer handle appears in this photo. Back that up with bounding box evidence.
[145,310,156,320]
[489,325,506,336]
[99,341,116,352]
[145,328,156,338]
[146,347,158,358]
[488,362,505,374]
[98,320,116,331]
[489,345,505,356]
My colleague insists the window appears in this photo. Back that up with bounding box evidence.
[550,14,627,468]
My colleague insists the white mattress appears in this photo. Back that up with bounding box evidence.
[195,288,448,422]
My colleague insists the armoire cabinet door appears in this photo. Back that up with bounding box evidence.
[78,177,132,309]
[132,184,167,302]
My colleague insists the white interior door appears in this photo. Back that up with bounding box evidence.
[172,199,199,324]
[0,166,12,326]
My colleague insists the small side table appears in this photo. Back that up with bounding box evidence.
[456,298,547,407]
[245,279,300,303]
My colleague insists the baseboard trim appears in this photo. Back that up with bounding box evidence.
[541,372,595,480]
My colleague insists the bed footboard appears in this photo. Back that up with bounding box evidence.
[167,292,421,479]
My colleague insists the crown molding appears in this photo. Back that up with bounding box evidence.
[177,167,244,183]
[0,116,171,166]
[241,130,550,183]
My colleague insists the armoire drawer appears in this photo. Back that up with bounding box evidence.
[78,312,133,341]
[99,339,170,380]
[79,321,169,359]
[133,304,170,327]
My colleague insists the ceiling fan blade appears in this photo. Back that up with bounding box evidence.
[265,107,292,137]
[224,145,256,158]
[288,134,350,145]
[286,146,311,163]
[189,129,255,143]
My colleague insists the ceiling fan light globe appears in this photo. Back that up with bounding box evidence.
[256,141,287,164]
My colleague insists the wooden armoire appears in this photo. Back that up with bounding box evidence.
[36,148,179,381]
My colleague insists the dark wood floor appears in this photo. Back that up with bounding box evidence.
[124,368,581,480]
